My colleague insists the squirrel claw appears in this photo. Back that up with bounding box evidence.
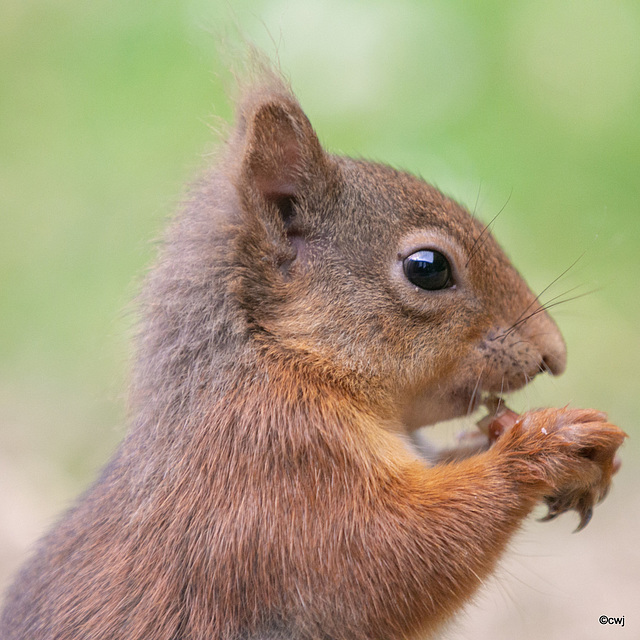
[574,505,593,533]
[541,492,597,532]
[539,497,562,522]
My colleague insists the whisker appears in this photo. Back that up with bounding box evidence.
[472,182,483,219]
[510,253,586,330]
[508,330,560,348]
[467,364,487,416]
[502,375,510,401]
[466,189,513,268]
[495,287,597,342]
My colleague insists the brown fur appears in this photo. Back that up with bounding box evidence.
[0,71,625,639]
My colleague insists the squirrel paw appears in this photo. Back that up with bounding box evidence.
[494,407,627,530]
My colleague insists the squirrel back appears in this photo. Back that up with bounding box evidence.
[0,70,624,640]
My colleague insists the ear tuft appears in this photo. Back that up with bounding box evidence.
[248,101,304,215]
[233,79,327,226]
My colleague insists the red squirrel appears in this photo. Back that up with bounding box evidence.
[0,69,626,640]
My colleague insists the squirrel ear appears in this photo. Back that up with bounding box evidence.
[235,88,327,226]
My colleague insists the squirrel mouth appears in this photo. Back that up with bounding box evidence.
[455,391,507,419]
[479,393,506,414]
[405,389,511,429]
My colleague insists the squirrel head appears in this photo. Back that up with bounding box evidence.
[150,74,566,431]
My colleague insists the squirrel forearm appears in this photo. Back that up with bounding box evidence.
[316,446,536,639]
[387,454,532,627]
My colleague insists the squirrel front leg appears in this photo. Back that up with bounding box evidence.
[356,408,625,638]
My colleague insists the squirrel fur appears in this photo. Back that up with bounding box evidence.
[0,69,626,640]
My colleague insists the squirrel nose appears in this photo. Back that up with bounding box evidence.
[530,313,567,377]
[513,291,567,378]
[541,345,566,376]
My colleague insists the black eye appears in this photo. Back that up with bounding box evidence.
[403,250,453,291]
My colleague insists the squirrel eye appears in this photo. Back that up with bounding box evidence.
[403,250,453,291]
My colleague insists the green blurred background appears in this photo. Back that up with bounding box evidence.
[1,0,639,637]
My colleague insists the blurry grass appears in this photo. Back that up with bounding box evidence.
[1,0,639,607]
[1,0,232,479]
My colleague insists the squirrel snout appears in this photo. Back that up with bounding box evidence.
[527,313,567,377]
[541,344,566,376]
[484,310,567,389]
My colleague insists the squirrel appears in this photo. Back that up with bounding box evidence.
[0,68,626,640]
